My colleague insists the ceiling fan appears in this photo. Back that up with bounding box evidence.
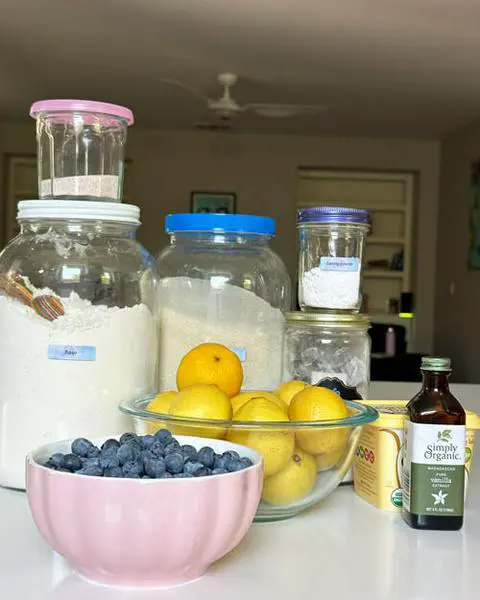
[161,72,327,121]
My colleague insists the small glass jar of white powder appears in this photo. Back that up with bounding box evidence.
[0,200,157,489]
[297,207,370,312]
[156,213,291,392]
[30,99,134,202]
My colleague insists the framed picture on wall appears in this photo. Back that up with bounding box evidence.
[190,191,236,214]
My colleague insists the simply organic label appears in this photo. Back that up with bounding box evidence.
[319,257,360,272]
[403,422,466,516]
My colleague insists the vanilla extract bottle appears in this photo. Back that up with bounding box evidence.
[402,356,466,531]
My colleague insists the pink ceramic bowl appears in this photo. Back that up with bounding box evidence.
[26,435,263,588]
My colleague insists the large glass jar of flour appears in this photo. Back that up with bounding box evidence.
[0,201,157,489]
[283,312,371,399]
[156,213,291,391]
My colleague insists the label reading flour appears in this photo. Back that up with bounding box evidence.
[403,422,465,516]
[48,344,96,362]
[319,257,360,272]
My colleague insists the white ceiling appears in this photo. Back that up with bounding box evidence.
[1,0,480,138]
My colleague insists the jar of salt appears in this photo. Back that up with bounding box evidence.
[30,99,134,202]
[297,207,370,312]
[284,312,371,400]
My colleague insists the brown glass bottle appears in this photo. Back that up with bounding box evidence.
[403,356,466,531]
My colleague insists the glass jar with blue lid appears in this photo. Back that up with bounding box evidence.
[155,213,291,392]
[297,207,370,313]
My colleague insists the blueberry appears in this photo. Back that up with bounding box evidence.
[104,466,124,478]
[198,447,215,468]
[212,468,228,475]
[47,453,64,468]
[142,475,152,479]
[141,435,155,449]
[99,447,120,469]
[119,433,142,447]
[122,460,144,478]
[117,443,140,466]
[223,450,240,462]
[83,457,101,469]
[154,429,172,446]
[239,457,253,469]
[86,446,101,459]
[181,445,198,462]
[144,457,166,478]
[101,438,120,451]
[60,453,83,472]
[77,465,103,477]
[213,454,227,470]
[184,461,208,477]
[165,452,184,474]
[174,473,194,478]
[164,440,181,454]
[57,468,71,473]
[71,438,94,457]
[149,441,165,458]
[225,458,242,472]
[141,450,156,464]
[162,472,173,479]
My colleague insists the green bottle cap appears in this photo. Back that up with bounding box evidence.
[421,356,451,371]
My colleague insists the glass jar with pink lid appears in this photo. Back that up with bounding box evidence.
[30,99,134,202]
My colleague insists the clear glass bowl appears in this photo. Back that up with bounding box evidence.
[120,396,378,522]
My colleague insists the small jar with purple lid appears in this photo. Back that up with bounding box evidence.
[30,99,134,202]
[297,206,370,312]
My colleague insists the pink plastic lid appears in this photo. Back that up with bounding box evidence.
[29,100,134,125]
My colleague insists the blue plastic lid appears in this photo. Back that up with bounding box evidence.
[297,206,370,225]
[165,213,276,235]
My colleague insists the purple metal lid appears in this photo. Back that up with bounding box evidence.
[297,206,370,225]
[30,100,134,125]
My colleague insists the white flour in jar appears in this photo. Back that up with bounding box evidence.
[0,292,156,489]
[157,277,285,392]
[40,174,120,201]
[301,267,360,309]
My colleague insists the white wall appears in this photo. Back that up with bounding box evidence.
[0,120,441,352]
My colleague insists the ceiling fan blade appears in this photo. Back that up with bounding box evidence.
[244,103,327,118]
[160,79,210,104]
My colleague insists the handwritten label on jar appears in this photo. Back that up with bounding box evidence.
[319,257,360,272]
[48,344,96,362]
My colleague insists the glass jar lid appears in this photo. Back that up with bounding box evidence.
[287,311,370,329]
[30,99,134,125]
[17,200,140,225]
[297,206,370,225]
[165,213,275,235]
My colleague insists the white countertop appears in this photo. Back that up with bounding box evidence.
[1,462,478,600]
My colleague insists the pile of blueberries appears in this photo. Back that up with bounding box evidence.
[43,429,254,479]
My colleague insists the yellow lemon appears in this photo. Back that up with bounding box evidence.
[146,391,177,433]
[231,391,288,415]
[169,383,232,439]
[227,398,294,477]
[274,380,310,407]
[315,445,347,472]
[288,386,349,454]
[177,343,243,398]
[262,448,317,505]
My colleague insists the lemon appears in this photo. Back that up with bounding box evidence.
[146,390,177,433]
[262,448,317,505]
[315,445,346,472]
[231,391,288,415]
[288,386,349,454]
[169,383,232,439]
[176,343,243,398]
[227,398,294,477]
[275,380,310,407]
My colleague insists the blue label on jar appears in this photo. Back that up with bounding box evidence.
[48,345,96,361]
[230,347,247,362]
[320,257,360,272]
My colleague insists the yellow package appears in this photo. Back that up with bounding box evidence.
[353,400,480,511]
